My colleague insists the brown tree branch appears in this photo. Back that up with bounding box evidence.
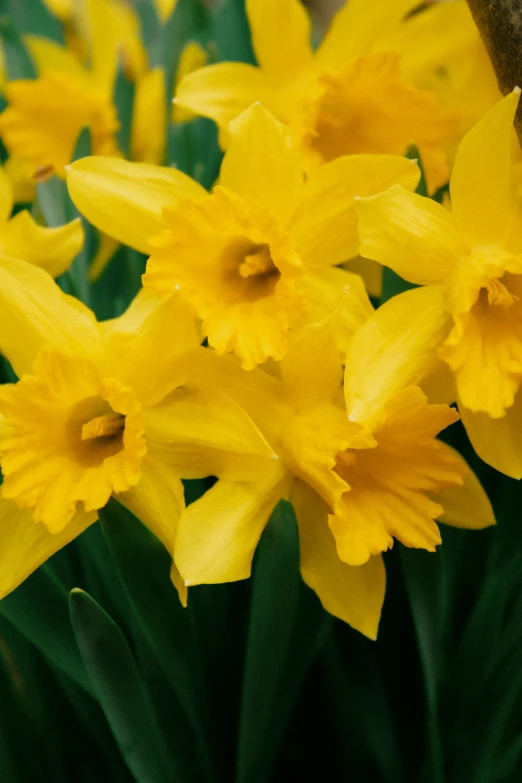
[467,0,522,138]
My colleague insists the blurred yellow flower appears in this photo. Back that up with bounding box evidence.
[173,41,208,124]
[0,0,159,177]
[174,0,457,190]
[67,104,419,369]
[356,91,522,478]
[174,314,493,637]
[0,259,275,602]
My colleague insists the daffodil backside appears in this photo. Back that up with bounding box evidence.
[66,103,419,369]
[173,310,493,638]
[355,90,522,478]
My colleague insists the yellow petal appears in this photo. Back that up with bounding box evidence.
[119,451,187,604]
[131,68,166,165]
[356,185,462,285]
[66,156,206,254]
[106,292,199,407]
[246,0,312,85]
[184,346,287,447]
[173,42,208,124]
[144,386,277,481]
[82,0,147,92]
[292,480,385,638]
[153,0,177,23]
[281,317,343,406]
[101,287,162,336]
[436,446,495,530]
[39,0,72,21]
[175,465,288,585]
[450,90,520,247]
[4,156,35,205]
[0,255,103,376]
[298,267,374,354]
[0,494,95,599]
[460,393,522,479]
[25,35,90,81]
[0,163,14,224]
[316,0,420,68]
[174,62,277,134]
[289,155,419,267]
[221,104,303,223]
[345,285,452,426]
[0,212,84,278]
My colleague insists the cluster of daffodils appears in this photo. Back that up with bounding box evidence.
[0,0,515,640]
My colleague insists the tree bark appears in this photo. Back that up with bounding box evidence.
[467,0,522,138]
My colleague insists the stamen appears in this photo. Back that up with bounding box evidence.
[238,244,275,279]
[81,412,125,441]
[486,278,518,308]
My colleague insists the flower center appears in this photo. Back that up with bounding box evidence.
[222,238,281,302]
[67,396,126,468]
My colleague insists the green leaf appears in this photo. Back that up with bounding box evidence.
[0,565,92,694]
[98,499,218,782]
[236,500,331,783]
[213,0,255,64]
[5,0,63,42]
[113,66,135,159]
[0,14,36,79]
[400,547,445,783]
[69,588,173,783]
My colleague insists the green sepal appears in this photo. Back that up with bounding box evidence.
[69,588,173,783]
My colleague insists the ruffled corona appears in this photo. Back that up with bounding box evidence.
[144,187,305,370]
[0,348,146,533]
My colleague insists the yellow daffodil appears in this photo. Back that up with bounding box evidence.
[0,258,276,602]
[0,0,162,178]
[174,0,457,190]
[174,312,494,638]
[66,103,419,368]
[0,163,83,276]
[355,90,522,478]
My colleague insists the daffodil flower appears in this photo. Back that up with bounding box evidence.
[66,103,419,369]
[0,0,165,177]
[0,163,83,277]
[0,258,276,602]
[355,90,522,478]
[173,311,494,638]
[173,0,457,190]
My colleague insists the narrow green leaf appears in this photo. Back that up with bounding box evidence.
[113,66,135,159]
[0,15,36,79]
[213,0,255,64]
[236,500,330,783]
[98,499,218,782]
[400,547,445,783]
[0,565,92,694]
[6,0,63,42]
[69,588,172,783]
